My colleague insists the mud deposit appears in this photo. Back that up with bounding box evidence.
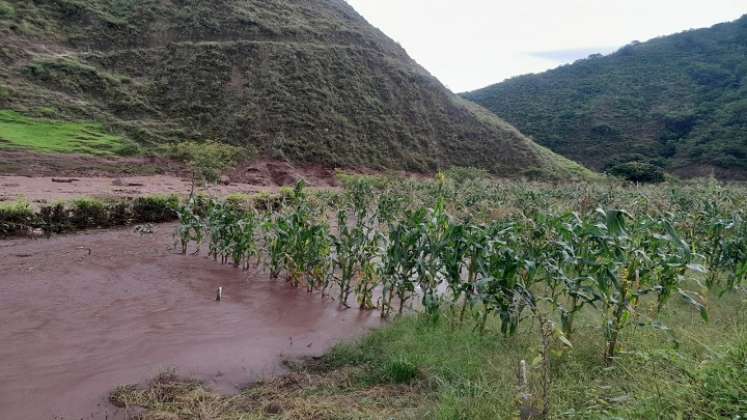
[0,225,380,419]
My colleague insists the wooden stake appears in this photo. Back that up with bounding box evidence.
[216,287,223,302]
[518,359,540,419]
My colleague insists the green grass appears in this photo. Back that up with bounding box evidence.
[331,294,746,419]
[111,286,746,419]
[0,110,138,156]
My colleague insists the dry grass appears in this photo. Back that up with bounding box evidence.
[111,365,429,420]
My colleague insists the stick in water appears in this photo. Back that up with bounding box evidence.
[216,287,223,302]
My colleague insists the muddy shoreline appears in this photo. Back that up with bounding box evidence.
[0,159,341,206]
[0,224,380,419]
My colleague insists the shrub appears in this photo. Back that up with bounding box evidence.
[250,192,284,212]
[0,1,15,19]
[443,166,491,184]
[37,107,57,118]
[224,193,252,210]
[336,172,392,190]
[0,86,10,101]
[70,198,109,228]
[158,141,250,182]
[108,201,132,225]
[132,195,178,223]
[37,203,70,233]
[113,142,141,157]
[0,199,33,236]
[0,199,33,219]
[607,162,665,183]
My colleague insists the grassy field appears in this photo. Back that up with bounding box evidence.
[0,110,137,156]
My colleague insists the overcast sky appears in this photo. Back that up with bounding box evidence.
[345,0,747,92]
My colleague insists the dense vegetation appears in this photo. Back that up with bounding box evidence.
[113,173,747,418]
[464,15,747,180]
[0,0,587,179]
[0,195,178,237]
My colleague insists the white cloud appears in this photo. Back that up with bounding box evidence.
[345,0,746,92]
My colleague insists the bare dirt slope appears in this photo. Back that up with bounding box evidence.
[0,224,381,419]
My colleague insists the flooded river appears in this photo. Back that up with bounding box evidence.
[0,225,379,419]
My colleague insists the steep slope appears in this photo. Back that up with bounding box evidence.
[464,15,747,179]
[0,0,588,179]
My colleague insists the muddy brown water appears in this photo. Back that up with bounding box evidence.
[0,224,381,419]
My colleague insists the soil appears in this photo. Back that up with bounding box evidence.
[0,225,381,419]
[0,157,341,205]
[0,150,189,178]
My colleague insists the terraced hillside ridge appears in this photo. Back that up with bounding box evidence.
[463,15,747,180]
[0,0,589,179]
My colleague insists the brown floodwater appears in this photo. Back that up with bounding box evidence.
[0,224,380,419]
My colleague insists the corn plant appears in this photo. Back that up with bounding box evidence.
[699,208,747,290]
[418,196,451,316]
[589,209,703,364]
[263,212,291,280]
[260,182,334,291]
[174,197,205,254]
[333,208,381,307]
[588,209,644,364]
[228,211,260,270]
[475,225,528,335]
[381,208,427,317]
[206,201,240,265]
[171,177,747,373]
[550,213,602,337]
[332,180,379,306]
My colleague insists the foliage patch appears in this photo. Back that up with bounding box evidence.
[0,110,139,156]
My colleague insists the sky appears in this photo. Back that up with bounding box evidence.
[345,0,747,92]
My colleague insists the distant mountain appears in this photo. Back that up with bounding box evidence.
[0,0,589,179]
[464,15,747,179]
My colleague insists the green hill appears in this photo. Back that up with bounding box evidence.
[463,15,747,180]
[0,0,589,179]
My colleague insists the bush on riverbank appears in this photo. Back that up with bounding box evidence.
[0,195,179,237]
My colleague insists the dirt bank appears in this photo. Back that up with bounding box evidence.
[0,150,188,178]
[0,174,281,205]
[0,225,381,419]
[0,160,342,206]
